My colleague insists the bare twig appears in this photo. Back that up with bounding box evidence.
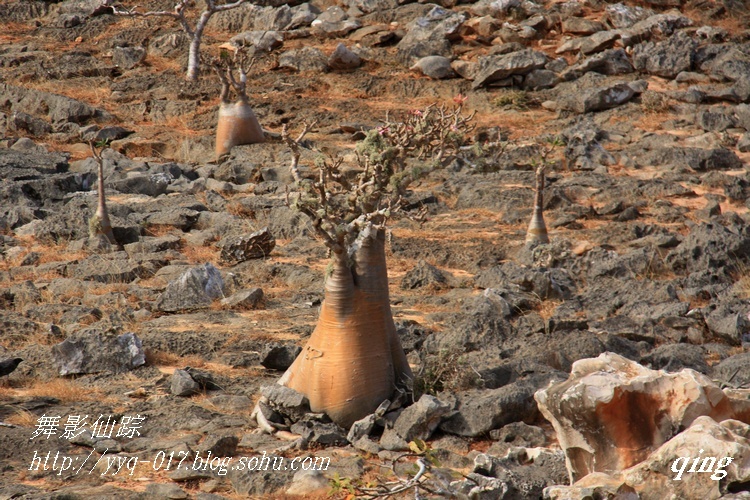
[282,101,475,252]
[108,0,248,80]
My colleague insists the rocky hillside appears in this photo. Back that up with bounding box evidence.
[2,0,750,498]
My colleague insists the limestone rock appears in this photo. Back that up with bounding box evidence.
[535,352,750,482]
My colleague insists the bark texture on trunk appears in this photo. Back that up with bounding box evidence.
[186,29,202,82]
[92,158,116,244]
[281,225,412,429]
[526,165,549,245]
[215,99,265,158]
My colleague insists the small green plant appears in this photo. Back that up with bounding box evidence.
[415,347,478,396]
[408,439,441,466]
[640,90,672,114]
[492,89,532,109]
[329,472,356,496]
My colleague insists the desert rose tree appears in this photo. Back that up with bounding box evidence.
[211,49,265,159]
[88,141,116,245]
[270,102,475,429]
[107,0,248,81]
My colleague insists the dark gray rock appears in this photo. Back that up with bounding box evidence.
[471,448,568,498]
[666,223,750,275]
[328,43,362,70]
[489,421,546,451]
[183,367,220,391]
[278,47,328,72]
[392,395,453,442]
[229,30,283,52]
[705,47,750,82]
[112,46,146,70]
[561,48,634,80]
[396,6,466,66]
[705,304,749,345]
[11,112,52,137]
[124,235,181,254]
[106,172,174,196]
[522,69,560,90]
[439,374,563,436]
[291,417,348,446]
[559,80,646,113]
[697,107,737,132]
[632,30,695,78]
[738,133,750,152]
[347,0,400,14]
[562,17,605,35]
[260,384,310,422]
[156,263,225,312]
[228,454,294,495]
[220,288,264,309]
[639,146,742,172]
[147,32,190,59]
[451,473,509,499]
[425,290,512,353]
[198,434,239,456]
[171,369,200,396]
[475,262,576,300]
[712,353,750,388]
[618,13,692,47]
[144,483,187,499]
[641,344,709,374]
[604,3,654,29]
[260,343,302,371]
[311,18,361,38]
[144,208,200,230]
[401,260,448,289]
[472,49,549,89]
[219,228,276,265]
[52,330,145,376]
[0,83,111,125]
[72,256,148,283]
[410,56,456,79]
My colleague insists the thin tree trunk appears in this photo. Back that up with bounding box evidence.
[186,33,201,81]
[94,159,116,244]
[281,225,412,429]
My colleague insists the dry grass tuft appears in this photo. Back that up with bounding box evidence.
[5,408,37,428]
[25,379,105,403]
[640,91,672,115]
[145,349,208,369]
[144,224,180,237]
[226,201,256,219]
[182,244,220,265]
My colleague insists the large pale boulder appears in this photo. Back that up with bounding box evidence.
[546,417,750,500]
[535,352,750,482]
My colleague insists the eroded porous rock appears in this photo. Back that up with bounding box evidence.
[52,330,145,376]
[620,417,750,498]
[547,417,750,499]
[535,352,750,482]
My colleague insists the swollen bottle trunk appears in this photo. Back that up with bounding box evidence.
[526,166,549,245]
[281,226,412,429]
[215,98,264,158]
